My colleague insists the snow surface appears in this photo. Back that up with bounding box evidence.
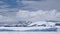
[28,21,56,27]
[0,21,60,32]
[0,32,60,34]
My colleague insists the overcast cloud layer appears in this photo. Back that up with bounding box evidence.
[0,0,60,22]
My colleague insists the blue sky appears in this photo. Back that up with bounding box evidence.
[0,0,60,22]
[0,0,20,8]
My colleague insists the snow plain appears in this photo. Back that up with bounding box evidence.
[0,32,60,34]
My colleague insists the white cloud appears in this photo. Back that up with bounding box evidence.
[0,9,60,23]
[0,15,17,22]
[16,9,60,22]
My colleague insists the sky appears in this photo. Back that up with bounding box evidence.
[0,0,60,22]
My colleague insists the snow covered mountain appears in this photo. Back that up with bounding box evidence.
[0,21,57,27]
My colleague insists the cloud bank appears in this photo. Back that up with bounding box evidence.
[0,15,17,22]
[0,0,60,23]
[16,9,60,22]
[0,9,60,23]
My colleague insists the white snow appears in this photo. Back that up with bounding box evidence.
[0,32,60,34]
[28,21,56,27]
[0,27,54,30]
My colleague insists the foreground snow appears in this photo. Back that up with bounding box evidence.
[0,27,59,32]
[0,21,60,32]
[0,32,60,34]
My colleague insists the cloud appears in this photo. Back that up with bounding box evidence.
[0,0,19,22]
[0,9,60,23]
[0,15,17,22]
[0,8,18,23]
[0,0,60,11]
[20,0,43,1]
[0,0,60,23]
[0,8,18,17]
[0,0,19,23]
[16,9,60,22]
[0,1,10,9]
[0,0,19,8]
[0,1,4,3]
[0,5,10,9]
[21,0,60,11]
